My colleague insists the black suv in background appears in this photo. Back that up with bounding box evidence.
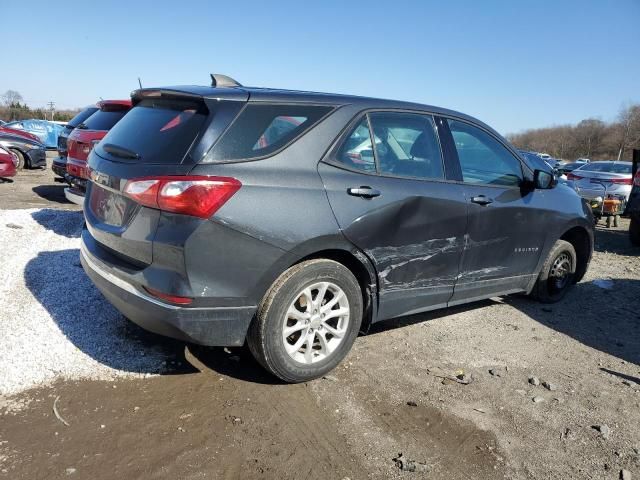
[52,105,99,180]
[81,75,594,382]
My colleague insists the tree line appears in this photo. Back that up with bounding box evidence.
[1,90,79,122]
[507,103,640,162]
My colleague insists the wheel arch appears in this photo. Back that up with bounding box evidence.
[559,225,593,283]
[295,248,378,331]
[252,236,379,335]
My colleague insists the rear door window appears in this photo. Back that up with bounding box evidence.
[207,104,333,162]
[335,118,376,172]
[95,98,208,164]
[368,112,444,179]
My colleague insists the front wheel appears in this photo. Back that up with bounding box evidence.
[247,259,363,383]
[531,240,577,303]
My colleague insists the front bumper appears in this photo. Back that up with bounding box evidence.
[80,231,256,346]
[26,148,46,168]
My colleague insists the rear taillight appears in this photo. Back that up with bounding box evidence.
[566,173,583,181]
[81,140,100,156]
[634,171,640,187]
[609,178,632,185]
[123,176,241,219]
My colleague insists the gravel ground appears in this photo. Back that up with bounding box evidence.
[1,167,639,479]
[0,208,173,397]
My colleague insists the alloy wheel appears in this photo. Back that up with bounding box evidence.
[282,282,350,364]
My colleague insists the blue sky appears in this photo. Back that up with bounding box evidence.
[2,0,639,135]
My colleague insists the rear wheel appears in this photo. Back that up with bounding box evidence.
[531,240,577,303]
[247,259,363,383]
[630,216,640,246]
[10,149,25,170]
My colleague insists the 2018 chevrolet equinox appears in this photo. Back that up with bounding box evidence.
[81,74,594,382]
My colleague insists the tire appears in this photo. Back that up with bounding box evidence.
[630,216,640,246]
[531,239,577,303]
[247,259,363,383]
[10,149,25,170]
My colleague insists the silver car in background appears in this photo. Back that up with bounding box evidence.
[567,161,633,202]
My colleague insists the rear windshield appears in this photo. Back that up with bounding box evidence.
[578,162,632,174]
[207,104,333,162]
[81,107,129,131]
[67,107,99,128]
[95,98,208,164]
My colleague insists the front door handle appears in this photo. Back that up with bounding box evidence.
[471,195,493,206]
[348,186,381,198]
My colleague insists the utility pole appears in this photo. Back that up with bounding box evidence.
[47,101,55,121]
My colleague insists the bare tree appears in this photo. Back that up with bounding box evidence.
[1,90,23,106]
[573,119,606,159]
[508,103,640,161]
[615,103,640,160]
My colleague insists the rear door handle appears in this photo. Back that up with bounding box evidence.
[348,186,381,198]
[471,195,493,206]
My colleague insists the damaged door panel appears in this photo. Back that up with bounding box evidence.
[442,118,546,302]
[451,186,546,302]
[319,164,468,319]
[319,111,468,320]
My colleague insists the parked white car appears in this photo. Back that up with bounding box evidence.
[568,161,633,202]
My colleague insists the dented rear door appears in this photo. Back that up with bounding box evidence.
[319,165,468,320]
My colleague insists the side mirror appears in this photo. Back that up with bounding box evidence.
[534,169,556,189]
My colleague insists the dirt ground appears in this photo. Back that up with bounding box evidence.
[0,152,79,211]
[1,159,639,479]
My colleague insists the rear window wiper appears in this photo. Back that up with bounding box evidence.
[76,123,88,129]
[102,143,141,160]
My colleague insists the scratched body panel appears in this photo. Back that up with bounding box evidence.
[318,163,468,320]
[451,185,550,302]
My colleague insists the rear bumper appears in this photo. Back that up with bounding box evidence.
[52,156,67,177]
[64,187,85,205]
[80,231,256,346]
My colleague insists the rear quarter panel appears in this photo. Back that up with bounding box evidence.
[186,105,363,302]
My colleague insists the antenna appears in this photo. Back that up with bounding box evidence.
[138,77,143,89]
[210,74,242,88]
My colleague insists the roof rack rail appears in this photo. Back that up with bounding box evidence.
[210,74,242,88]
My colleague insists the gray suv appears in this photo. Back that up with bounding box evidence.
[81,75,594,382]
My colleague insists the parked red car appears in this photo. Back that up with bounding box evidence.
[0,126,41,143]
[0,145,18,178]
[65,100,132,204]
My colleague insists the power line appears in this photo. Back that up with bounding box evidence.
[47,101,55,121]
